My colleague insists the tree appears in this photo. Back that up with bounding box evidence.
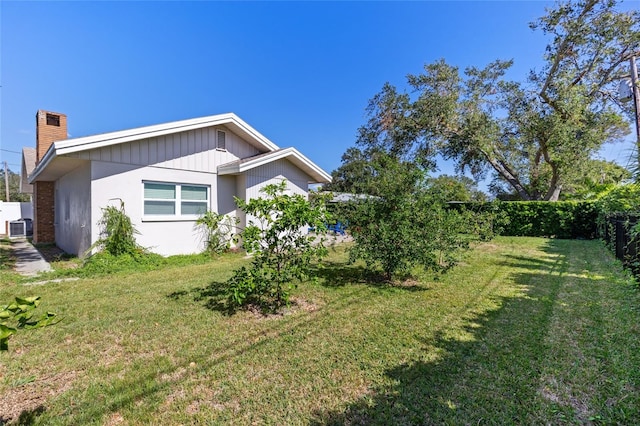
[348,155,486,280]
[0,168,30,202]
[488,158,631,200]
[353,0,639,201]
[226,181,331,311]
[425,175,488,202]
[323,147,377,194]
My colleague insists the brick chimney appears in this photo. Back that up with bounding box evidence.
[33,110,67,244]
[36,110,67,164]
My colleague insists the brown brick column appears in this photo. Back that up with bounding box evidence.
[32,110,66,245]
[33,181,55,243]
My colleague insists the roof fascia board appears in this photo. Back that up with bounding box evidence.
[219,148,332,183]
[28,146,57,183]
[30,112,281,182]
[55,113,279,156]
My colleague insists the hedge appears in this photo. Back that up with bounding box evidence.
[455,201,599,239]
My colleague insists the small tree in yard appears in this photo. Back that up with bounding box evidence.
[349,155,487,280]
[227,181,331,312]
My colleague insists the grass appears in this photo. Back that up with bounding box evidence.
[0,238,23,284]
[1,237,639,424]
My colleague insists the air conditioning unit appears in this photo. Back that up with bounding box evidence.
[9,220,26,237]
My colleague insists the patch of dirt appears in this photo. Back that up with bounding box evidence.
[290,297,321,313]
[238,297,322,321]
[35,244,80,270]
[104,412,125,425]
[398,278,421,287]
[0,370,77,424]
[33,244,68,263]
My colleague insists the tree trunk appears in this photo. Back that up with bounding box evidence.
[545,185,562,201]
[540,139,562,201]
[481,150,532,200]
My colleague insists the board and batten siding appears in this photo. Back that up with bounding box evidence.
[66,127,261,172]
[244,159,310,201]
[241,159,311,230]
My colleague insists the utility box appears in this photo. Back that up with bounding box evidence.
[8,220,27,237]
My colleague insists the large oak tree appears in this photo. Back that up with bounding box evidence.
[343,0,639,200]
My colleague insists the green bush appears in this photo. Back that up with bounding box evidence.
[90,200,143,256]
[480,201,599,239]
[227,181,331,312]
[348,158,494,280]
[594,184,640,214]
[1,296,59,351]
[195,211,237,255]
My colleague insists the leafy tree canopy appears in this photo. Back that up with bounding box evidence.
[0,168,30,202]
[425,175,488,202]
[340,0,639,201]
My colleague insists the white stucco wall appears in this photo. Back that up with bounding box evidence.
[53,125,318,256]
[90,161,219,256]
[55,163,91,255]
[0,202,33,235]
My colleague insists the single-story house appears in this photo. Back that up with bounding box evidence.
[24,110,331,256]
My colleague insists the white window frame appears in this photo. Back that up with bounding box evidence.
[142,181,210,222]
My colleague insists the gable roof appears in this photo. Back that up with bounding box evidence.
[218,148,331,183]
[29,113,329,183]
[20,147,37,194]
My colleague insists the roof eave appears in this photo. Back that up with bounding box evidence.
[218,148,332,184]
[28,144,57,183]
[53,113,279,157]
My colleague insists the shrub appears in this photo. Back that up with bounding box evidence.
[594,184,640,214]
[348,158,490,280]
[226,181,331,311]
[195,211,237,255]
[485,201,599,239]
[90,199,143,256]
[0,296,59,351]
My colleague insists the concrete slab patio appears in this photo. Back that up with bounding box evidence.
[12,238,52,276]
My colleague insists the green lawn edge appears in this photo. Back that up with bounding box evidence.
[0,237,638,425]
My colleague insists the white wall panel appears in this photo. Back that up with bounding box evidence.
[90,161,219,256]
[241,159,311,229]
[69,126,261,174]
[55,162,92,255]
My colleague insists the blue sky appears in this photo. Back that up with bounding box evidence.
[1,1,636,189]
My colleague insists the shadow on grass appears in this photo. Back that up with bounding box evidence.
[168,260,429,316]
[310,260,429,293]
[311,239,632,425]
[0,405,46,426]
[0,239,16,271]
[168,280,232,315]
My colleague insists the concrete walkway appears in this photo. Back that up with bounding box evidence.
[12,238,52,276]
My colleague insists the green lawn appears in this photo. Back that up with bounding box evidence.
[1,237,639,425]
